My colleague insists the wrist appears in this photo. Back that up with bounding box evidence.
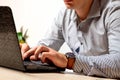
[65,52,75,69]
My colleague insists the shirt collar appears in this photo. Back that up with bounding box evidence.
[87,0,101,19]
[70,0,101,21]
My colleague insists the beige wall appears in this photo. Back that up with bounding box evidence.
[0,0,24,30]
[0,0,71,53]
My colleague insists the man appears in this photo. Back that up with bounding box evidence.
[21,0,120,78]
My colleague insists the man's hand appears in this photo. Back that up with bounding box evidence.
[23,45,68,68]
[20,43,30,60]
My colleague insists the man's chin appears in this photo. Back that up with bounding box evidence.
[66,7,73,9]
[65,5,73,9]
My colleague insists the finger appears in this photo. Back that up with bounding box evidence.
[21,43,30,54]
[29,53,41,61]
[19,43,22,48]
[30,55,37,60]
[34,45,49,60]
[39,52,52,63]
[22,47,37,60]
[38,53,42,60]
[40,52,54,65]
[30,53,42,61]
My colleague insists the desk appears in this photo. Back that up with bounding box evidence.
[0,67,117,80]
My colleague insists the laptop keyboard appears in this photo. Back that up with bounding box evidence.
[24,60,49,66]
[23,59,65,71]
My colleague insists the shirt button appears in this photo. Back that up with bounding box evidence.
[81,43,83,45]
[75,47,80,53]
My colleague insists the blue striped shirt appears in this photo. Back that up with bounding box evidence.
[38,0,120,78]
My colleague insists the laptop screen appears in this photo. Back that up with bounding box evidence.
[0,6,25,71]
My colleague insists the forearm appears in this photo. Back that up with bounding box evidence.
[73,53,120,78]
[37,38,64,51]
[72,9,120,78]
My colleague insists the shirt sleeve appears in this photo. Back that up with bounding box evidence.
[73,4,120,78]
[37,9,65,51]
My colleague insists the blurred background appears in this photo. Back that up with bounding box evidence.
[0,0,71,53]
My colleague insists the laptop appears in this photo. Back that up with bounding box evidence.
[0,6,65,72]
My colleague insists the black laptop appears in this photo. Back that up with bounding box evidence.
[0,6,65,72]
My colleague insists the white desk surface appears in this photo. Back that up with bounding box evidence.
[0,67,117,80]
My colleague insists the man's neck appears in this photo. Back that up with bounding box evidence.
[75,0,93,21]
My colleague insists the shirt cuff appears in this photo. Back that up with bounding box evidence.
[73,55,91,75]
